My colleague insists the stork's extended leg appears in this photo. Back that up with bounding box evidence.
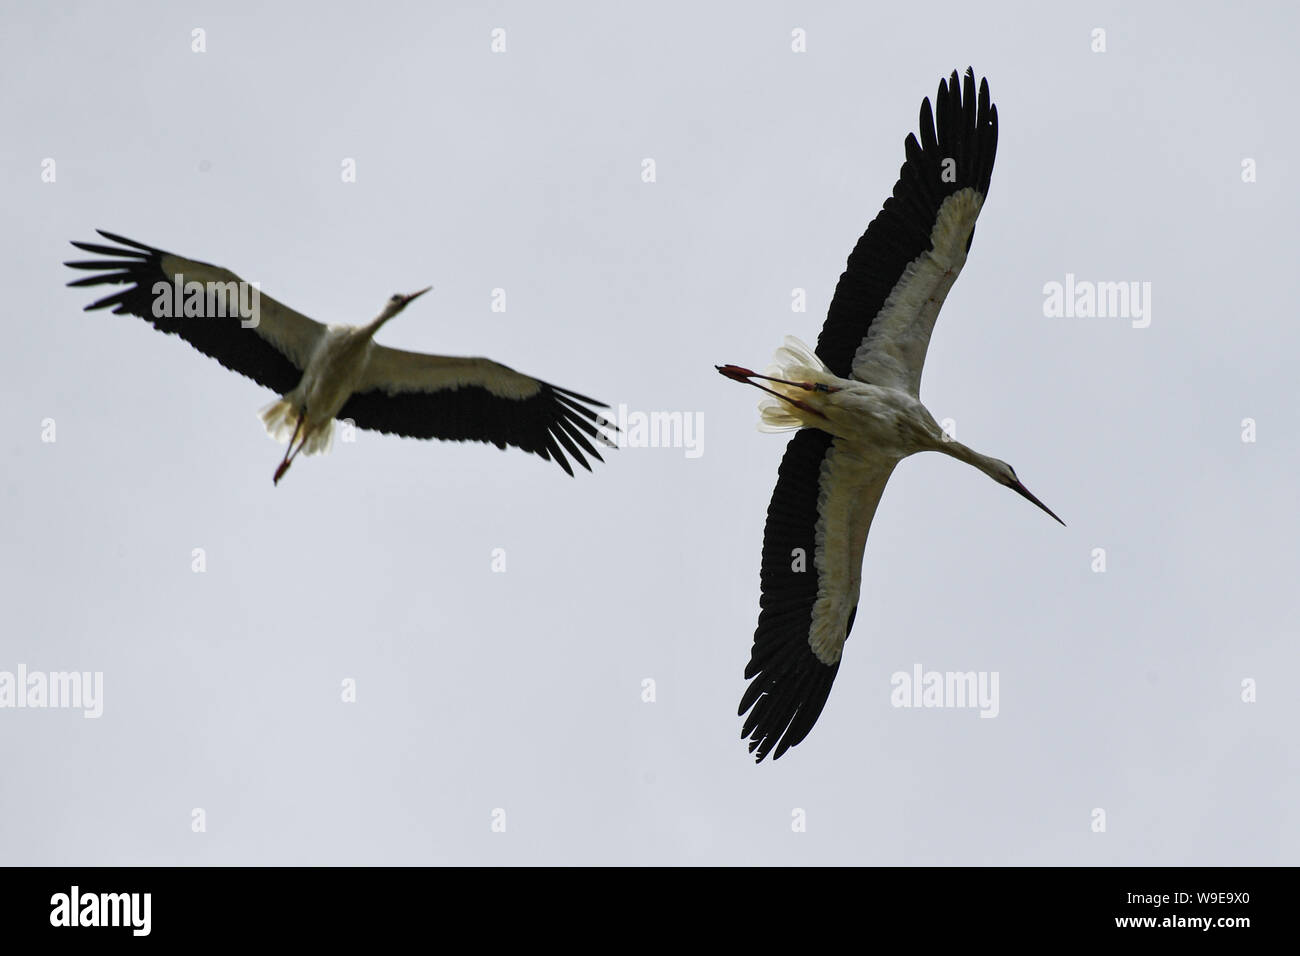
[273,410,306,485]
[716,365,840,393]
[715,365,831,418]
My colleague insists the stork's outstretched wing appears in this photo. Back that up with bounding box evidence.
[739,429,896,761]
[339,348,613,476]
[816,69,998,396]
[65,230,325,395]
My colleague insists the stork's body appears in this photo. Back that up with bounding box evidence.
[757,350,938,453]
[296,323,387,423]
[719,70,1064,762]
[65,232,613,483]
[260,294,431,480]
[724,337,1037,484]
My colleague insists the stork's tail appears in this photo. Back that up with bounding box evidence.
[757,336,837,432]
[258,398,334,456]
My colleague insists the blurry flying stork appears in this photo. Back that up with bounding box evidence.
[718,70,1064,762]
[65,231,613,483]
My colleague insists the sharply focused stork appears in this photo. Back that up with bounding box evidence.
[718,70,1064,762]
[65,231,613,483]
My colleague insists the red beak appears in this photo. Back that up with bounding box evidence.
[1011,480,1066,526]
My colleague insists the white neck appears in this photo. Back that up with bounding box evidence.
[362,308,400,337]
[937,440,1005,484]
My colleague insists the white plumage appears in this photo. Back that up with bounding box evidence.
[65,232,614,484]
[719,70,1064,762]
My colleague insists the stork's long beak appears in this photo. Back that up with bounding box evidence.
[1011,480,1066,526]
[404,286,432,304]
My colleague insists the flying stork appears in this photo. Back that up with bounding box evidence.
[65,231,613,483]
[718,70,1064,762]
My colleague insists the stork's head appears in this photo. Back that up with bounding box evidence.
[992,460,1066,526]
[377,286,432,323]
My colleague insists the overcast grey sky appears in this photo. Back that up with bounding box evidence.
[2,0,1296,865]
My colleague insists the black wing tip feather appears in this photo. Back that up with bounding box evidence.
[93,228,162,252]
[549,382,609,409]
[815,68,998,377]
[65,229,163,263]
[64,229,307,394]
[64,230,188,315]
[738,429,848,763]
[65,230,164,309]
[538,382,613,475]
[918,68,996,196]
[338,379,617,477]
[740,651,841,762]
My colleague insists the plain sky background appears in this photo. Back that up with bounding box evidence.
[2,1,1296,865]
